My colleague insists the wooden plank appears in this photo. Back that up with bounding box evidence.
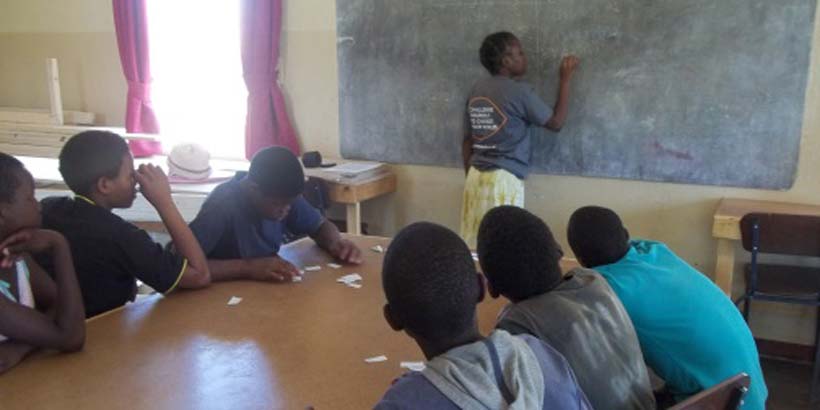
[345,203,362,234]
[0,109,95,126]
[326,172,397,204]
[714,238,736,297]
[46,58,64,126]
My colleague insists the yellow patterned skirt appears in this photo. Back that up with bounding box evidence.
[460,167,524,249]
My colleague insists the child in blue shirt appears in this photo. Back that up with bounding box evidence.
[461,31,579,248]
[375,222,591,409]
[189,147,362,282]
[567,205,768,410]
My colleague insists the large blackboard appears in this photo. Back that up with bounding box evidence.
[336,0,817,189]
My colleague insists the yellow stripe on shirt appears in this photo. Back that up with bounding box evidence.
[163,258,188,295]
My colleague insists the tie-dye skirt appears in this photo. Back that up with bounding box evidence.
[460,167,524,249]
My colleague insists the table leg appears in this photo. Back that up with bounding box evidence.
[714,238,736,297]
[346,202,362,235]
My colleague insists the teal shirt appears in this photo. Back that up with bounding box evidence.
[594,240,767,410]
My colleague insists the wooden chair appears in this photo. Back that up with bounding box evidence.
[668,373,750,410]
[736,212,820,402]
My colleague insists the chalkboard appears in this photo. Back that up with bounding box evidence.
[336,0,817,189]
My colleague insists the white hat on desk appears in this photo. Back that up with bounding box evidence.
[167,143,213,181]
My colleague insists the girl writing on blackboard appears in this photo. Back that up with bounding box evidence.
[461,32,579,248]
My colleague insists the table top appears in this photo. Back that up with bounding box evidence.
[713,198,820,240]
[0,235,581,409]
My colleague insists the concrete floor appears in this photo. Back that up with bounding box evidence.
[762,358,816,410]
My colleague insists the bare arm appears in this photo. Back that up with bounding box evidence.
[207,256,301,283]
[136,165,211,289]
[0,230,85,353]
[545,56,580,132]
[310,220,362,264]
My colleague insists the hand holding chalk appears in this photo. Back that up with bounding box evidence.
[560,55,580,80]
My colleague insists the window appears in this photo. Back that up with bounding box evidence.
[146,1,246,159]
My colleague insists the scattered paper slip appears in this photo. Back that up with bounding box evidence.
[365,355,388,363]
[347,283,362,289]
[292,276,303,283]
[227,296,243,306]
[471,252,479,262]
[304,265,321,272]
[328,263,343,269]
[401,362,426,372]
[371,245,385,253]
[337,273,363,284]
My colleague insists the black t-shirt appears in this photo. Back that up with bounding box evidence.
[40,196,186,317]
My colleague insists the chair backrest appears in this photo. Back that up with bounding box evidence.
[669,373,751,410]
[740,213,820,256]
[302,177,330,215]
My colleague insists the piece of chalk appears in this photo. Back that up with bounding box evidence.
[365,355,388,363]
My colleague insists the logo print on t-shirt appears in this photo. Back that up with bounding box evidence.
[468,97,508,141]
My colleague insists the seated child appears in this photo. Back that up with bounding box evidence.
[41,131,213,317]
[477,206,655,410]
[375,222,591,409]
[0,153,85,373]
[567,205,768,410]
[189,147,362,282]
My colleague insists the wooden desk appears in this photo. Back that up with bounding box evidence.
[317,171,398,235]
[19,155,397,235]
[712,198,820,296]
[0,236,579,409]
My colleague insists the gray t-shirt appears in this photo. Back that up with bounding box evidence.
[466,76,552,179]
[497,268,656,410]
[373,334,591,410]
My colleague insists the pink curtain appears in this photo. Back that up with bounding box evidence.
[112,0,161,156]
[241,0,301,159]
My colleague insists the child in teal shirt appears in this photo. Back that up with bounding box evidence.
[567,206,767,410]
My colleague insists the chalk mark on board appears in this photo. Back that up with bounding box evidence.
[651,141,693,161]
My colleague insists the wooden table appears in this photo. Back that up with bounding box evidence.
[712,198,820,296]
[0,235,579,409]
[19,155,397,235]
[324,172,397,235]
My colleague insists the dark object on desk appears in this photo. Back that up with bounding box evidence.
[667,373,749,410]
[302,151,335,168]
[284,177,331,244]
[736,213,820,403]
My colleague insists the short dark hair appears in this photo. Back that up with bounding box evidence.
[480,32,518,75]
[248,147,305,198]
[59,131,130,196]
[382,222,479,341]
[0,153,25,203]
[567,206,631,268]
[477,206,563,301]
